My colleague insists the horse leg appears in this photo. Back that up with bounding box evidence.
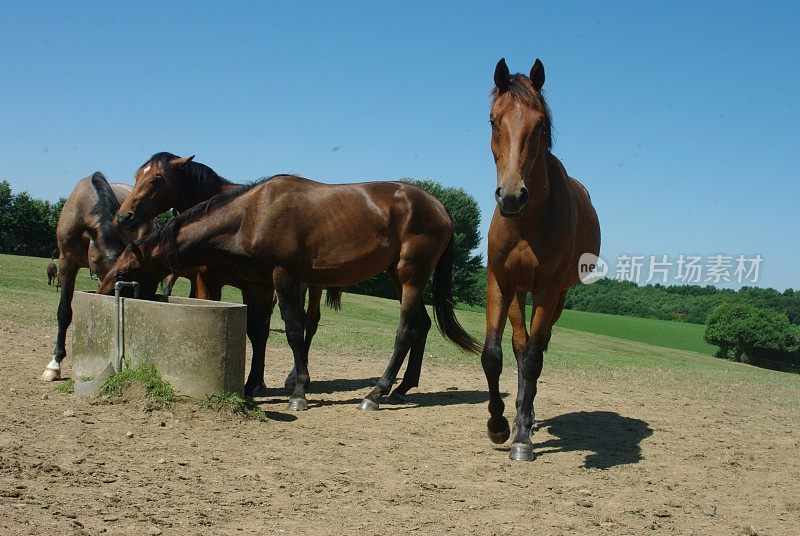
[359,281,423,411]
[481,267,513,444]
[283,285,322,391]
[43,258,79,381]
[509,289,561,462]
[273,269,310,411]
[390,301,431,401]
[243,284,274,397]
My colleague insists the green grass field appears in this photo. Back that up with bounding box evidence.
[555,309,716,355]
[2,253,797,397]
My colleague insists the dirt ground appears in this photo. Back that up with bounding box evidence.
[1,323,798,536]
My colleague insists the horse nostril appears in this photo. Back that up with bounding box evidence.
[519,187,529,206]
[495,187,503,201]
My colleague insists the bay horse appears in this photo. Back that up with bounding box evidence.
[99,175,480,411]
[114,152,341,396]
[481,58,601,461]
[41,172,155,381]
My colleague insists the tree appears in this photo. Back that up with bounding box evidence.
[347,179,484,306]
[704,302,799,370]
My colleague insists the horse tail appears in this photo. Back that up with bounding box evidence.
[432,234,481,354]
[325,288,342,311]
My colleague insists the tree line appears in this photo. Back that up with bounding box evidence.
[0,180,64,258]
[566,278,800,325]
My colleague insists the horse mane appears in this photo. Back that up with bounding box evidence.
[144,152,234,190]
[90,172,126,253]
[491,74,553,151]
[136,175,285,270]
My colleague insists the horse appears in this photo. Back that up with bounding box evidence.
[113,152,341,396]
[480,58,601,461]
[41,172,155,381]
[46,260,58,288]
[99,174,480,411]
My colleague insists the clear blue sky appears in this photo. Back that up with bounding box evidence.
[1,1,798,290]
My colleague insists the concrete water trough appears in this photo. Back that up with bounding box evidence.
[70,291,247,398]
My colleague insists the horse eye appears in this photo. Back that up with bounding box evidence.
[489,119,498,131]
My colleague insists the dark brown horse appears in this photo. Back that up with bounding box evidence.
[481,58,601,461]
[41,173,154,381]
[47,260,58,288]
[114,152,341,396]
[100,175,479,411]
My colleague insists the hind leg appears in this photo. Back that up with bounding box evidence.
[274,269,311,411]
[283,285,321,391]
[359,277,425,411]
[390,302,431,401]
[43,257,79,381]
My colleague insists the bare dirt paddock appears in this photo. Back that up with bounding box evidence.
[1,323,799,535]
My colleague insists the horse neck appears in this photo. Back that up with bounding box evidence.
[165,206,246,270]
[174,170,239,212]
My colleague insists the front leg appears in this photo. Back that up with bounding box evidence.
[273,268,310,411]
[43,257,79,381]
[509,289,561,462]
[481,267,512,444]
[242,283,275,397]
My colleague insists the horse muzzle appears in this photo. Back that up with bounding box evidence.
[116,211,141,231]
[495,186,529,217]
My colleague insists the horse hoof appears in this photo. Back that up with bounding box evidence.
[358,398,379,411]
[487,417,510,444]
[286,397,308,411]
[509,443,535,462]
[387,391,407,403]
[41,367,61,382]
[246,383,269,397]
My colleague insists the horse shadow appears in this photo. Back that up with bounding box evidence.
[533,411,652,469]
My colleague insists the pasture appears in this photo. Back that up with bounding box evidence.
[1,253,799,535]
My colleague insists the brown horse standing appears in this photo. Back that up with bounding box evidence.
[481,58,600,461]
[114,153,341,395]
[99,175,479,411]
[41,173,153,381]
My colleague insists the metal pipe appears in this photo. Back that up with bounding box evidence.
[113,281,140,373]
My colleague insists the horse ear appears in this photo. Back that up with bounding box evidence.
[530,58,545,91]
[170,155,195,167]
[494,58,510,91]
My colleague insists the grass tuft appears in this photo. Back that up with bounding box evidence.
[54,378,75,394]
[203,392,268,421]
[101,363,176,407]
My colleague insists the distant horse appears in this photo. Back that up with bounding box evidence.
[481,58,601,461]
[114,152,342,396]
[100,175,480,411]
[47,260,58,288]
[41,173,154,381]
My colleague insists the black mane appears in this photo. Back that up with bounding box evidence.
[90,172,126,253]
[491,74,553,150]
[144,152,234,189]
